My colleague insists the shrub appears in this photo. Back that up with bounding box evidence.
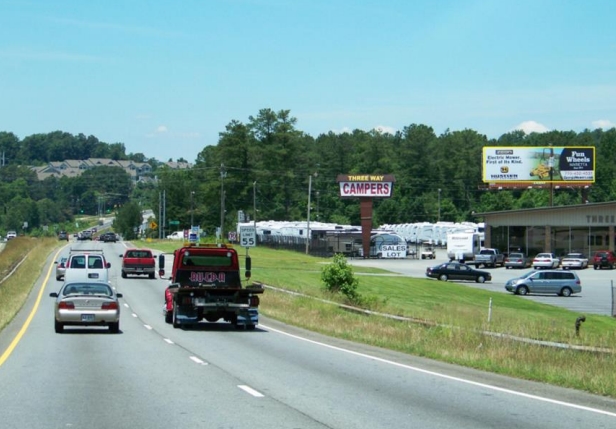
[321,253,360,303]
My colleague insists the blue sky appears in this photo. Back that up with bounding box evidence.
[1,0,615,162]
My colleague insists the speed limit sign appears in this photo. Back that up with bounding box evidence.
[239,226,256,247]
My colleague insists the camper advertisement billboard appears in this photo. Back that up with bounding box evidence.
[482,146,594,185]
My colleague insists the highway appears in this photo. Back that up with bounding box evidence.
[0,240,615,428]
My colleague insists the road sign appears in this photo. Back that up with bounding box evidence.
[239,226,256,247]
[169,220,180,226]
[150,221,158,229]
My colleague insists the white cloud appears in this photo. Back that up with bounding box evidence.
[373,125,397,135]
[330,127,353,135]
[156,125,168,133]
[511,121,550,134]
[591,119,615,129]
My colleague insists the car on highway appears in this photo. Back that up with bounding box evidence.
[100,231,117,243]
[57,231,69,241]
[504,252,531,269]
[55,256,68,281]
[49,281,123,333]
[592,250,616,270]
[6,230,17,240]
[425,262,491,283]
[560,252,588,270]
[532,253,560,269]
[504,270,581,297]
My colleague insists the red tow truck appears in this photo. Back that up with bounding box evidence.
[161,243,263,329]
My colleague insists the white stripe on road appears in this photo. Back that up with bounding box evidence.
[190,356,208,365]
[163,338,174,344]
[144,325,152,330]
[260,324,616,418]
[238,385,264,397]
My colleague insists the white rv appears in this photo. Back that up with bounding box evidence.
[446,231,482,262]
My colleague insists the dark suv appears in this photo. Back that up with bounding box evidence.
[58,231,69,241]
[592,250,616,270]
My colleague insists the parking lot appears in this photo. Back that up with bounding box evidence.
[347,249,616,316]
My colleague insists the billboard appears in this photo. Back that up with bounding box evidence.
[337,174,395,198]
[482,146,595,184]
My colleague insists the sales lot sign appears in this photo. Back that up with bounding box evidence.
[482,146,595,184]
[337,174,395,197]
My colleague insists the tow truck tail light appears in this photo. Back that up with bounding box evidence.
[101,302,118,310]
[59,301,75,309]
[249,296,260,307]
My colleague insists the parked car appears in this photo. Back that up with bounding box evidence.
[166,230,186,240]
[55,256,68,280]
[592,250,616,270]
[504,270,581,297]
[532,253,560,269]
[561,253,588,270]
[6,231,17,240]
[58,231,69,241]
[425,262,491,283]
[49,281,123,333]
[504,252,531,269]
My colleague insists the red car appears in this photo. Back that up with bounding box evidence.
[592,250,616,270]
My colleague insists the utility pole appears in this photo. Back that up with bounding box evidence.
[548,144,554,207]
[253,181,257,230]
[306,174,312,254]
[220,164,226,242]
[190,191,195,227]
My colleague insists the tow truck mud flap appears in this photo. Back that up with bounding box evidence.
[175,306,199,325]
[236,308,259,328]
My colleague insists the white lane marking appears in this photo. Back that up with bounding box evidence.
[238,385,264,397]
[123,303,130,308]
[190,356,208,365]
[260,324,616,418]
[163,338,174,344]
[144,325,152,330]
[131,313,138,318]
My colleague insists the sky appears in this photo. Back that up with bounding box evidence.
[1,0,615,163]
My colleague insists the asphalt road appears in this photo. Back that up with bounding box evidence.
[347,249,616,316]
[0,240,615,428]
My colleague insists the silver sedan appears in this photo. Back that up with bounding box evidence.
[49,282,123,333]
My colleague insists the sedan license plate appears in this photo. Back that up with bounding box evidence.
[81,314,95,322]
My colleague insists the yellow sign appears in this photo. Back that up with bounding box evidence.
[150,221,158,229]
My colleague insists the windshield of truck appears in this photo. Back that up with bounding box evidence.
[182,255,233,267]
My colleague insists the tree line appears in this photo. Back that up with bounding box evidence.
[2,110,616,239]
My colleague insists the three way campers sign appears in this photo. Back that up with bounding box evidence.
[337,174,395,258]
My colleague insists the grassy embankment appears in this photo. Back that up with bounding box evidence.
[2,237,616,397]
[0,237,62,331]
